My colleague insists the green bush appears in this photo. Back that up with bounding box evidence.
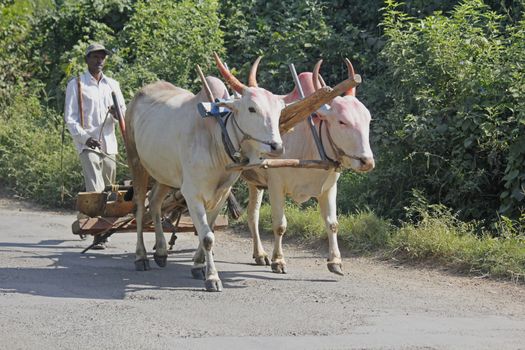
[30,0,133,106]
[119,0,223,93]
[359,0,525,223]
[0,86,82,206]
[219,0,382,93]
[0,0,225,207]
[0,0,40,105]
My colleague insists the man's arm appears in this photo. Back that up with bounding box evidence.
[64,78,91,146]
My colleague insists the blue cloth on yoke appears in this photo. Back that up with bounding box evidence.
[197,99,232,118]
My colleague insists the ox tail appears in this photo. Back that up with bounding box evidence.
[227,192,243,220]
[124,92,150,214]
[124,92,142,174]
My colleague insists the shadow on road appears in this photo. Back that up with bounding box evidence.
[0,239,336,300]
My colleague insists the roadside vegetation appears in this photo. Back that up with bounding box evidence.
[0,0,523,282]
[235,198,525,282]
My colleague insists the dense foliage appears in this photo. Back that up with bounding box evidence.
[362,0,525,225]
[0,0,523,233]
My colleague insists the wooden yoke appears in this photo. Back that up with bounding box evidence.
[279,75,362,133]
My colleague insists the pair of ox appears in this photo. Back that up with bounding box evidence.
[125,54,373,292]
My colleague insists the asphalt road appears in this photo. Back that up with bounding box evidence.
[0,198,524,350]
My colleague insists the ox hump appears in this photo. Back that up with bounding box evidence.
[283,72,316,104]
[140,81,192,103]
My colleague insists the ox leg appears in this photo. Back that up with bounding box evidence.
[268,187,287,274]
[247,184,270,266]
[191,208,220,280]
[149,183,171,268]
[184,196,222,292]
[319,186,343,276]
[132,169,150,271]
[191,242,206,280]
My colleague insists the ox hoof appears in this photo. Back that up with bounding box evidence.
[271,262,287,274]
[135,259,150,271]
[205,279,223,292]
[254,255,270,266]
[328,262,344,276]
[191,267,206,280]
[154,254,168,268]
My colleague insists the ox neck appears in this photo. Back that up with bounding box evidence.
[318,121,340,164]
[213,112,244,164]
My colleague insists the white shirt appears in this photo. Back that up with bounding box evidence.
[64,71,126,154]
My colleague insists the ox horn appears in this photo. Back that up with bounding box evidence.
[312,59,326,91]
[213,52,247,94]
[248,56,262,88]
[344,57,356,96]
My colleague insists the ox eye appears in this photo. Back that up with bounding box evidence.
[339,121,347,126]
[248,107,256,113]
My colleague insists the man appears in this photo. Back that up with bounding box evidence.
[64,43,126,249]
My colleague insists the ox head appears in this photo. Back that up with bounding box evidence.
[312,59,375,172]
[214,53,284,163]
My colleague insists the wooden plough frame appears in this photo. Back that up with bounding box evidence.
[72,188,228,254]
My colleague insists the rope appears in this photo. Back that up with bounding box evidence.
[321,120,364,166]
[230,112,276,147]
[88,148,129,168]
[94,107,129,168]
[98,108,111,141]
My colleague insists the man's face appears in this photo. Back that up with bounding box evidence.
[86,51,107,75]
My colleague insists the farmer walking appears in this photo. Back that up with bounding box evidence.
[64,43,126,193]
[64,43,126,249]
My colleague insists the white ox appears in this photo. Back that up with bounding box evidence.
[125,54,286,292]
[241,59,375,275]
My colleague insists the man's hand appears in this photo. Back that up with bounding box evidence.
[86,137,101,149]
[109,105,119,120]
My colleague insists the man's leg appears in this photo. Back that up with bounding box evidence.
[79,150,105,192]
[79,150,107,249]
[101,154,117,188]
[99,154,118,248]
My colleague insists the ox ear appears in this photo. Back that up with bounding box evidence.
[216,100,238,114]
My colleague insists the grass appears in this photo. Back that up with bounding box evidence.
[239,204,392,251]
[392,216,525,281]
[235,203,525,283]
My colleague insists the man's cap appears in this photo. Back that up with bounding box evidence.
[85,43,111,57]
